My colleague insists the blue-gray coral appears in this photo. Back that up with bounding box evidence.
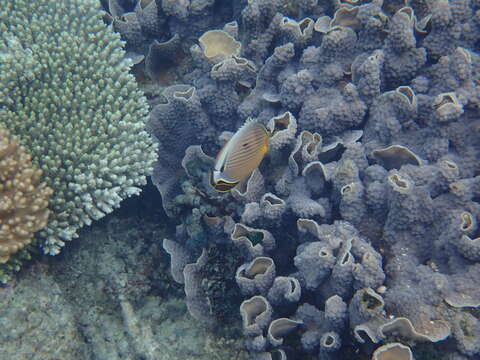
[0,0,157,257]
[136,0,480,359]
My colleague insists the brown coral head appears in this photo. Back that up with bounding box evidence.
[0,125,52,263]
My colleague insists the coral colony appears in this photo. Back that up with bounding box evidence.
[1,0,480,359]
[0,0,157,277]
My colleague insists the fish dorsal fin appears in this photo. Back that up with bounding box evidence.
[241,117,271,137]
[242,117,257,128]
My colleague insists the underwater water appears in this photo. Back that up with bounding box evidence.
[1,0,480,359]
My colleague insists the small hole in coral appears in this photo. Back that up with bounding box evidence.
[324,335,334,346]
[460,212,473,231]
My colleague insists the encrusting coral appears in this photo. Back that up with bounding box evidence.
[0,0,157,260]
[0,125,52,264]
[144,1,480,358]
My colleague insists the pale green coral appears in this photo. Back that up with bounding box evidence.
[0,0,157,255]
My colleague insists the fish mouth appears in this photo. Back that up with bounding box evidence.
[214,180,239,192]
[210,171,239,192]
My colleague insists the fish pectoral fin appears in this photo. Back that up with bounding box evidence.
[211,170,239,192]
[213,179,239,192]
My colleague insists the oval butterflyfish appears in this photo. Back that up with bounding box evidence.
[211,119,270,192]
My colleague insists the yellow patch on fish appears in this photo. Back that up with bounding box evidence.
[211,119,270,192]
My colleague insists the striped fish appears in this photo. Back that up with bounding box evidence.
[211,119,270,192]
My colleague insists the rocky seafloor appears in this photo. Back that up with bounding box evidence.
[0,183,248,360]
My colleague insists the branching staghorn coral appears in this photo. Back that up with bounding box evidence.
[0,0,157,258]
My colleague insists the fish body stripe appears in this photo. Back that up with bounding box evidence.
[227,136,266,165]
[224,123,268,179]
[214,142,230,172]
[225,124,267,162]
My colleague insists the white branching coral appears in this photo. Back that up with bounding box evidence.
[0,0,157,255]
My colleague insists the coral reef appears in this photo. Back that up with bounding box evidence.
[3,0,480,359]
[140,1,480,359]
[0,0,157,262]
